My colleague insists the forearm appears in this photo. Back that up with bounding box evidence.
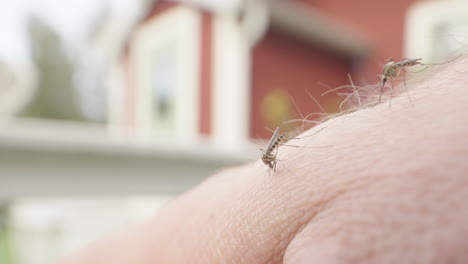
[57,56,468,264]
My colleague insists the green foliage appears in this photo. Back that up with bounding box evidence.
[19,15,84,121]
[0,205,14,264]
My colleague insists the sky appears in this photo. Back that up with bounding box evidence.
[0,0,243,65]
[0,0,139,65]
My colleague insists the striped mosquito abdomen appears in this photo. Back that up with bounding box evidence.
[400,58,422,67]
[268,134,285,154]
[261,127,286,170]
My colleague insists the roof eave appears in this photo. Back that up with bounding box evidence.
[267,0,371,59]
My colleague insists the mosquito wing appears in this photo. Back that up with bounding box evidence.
[265,127,281,152]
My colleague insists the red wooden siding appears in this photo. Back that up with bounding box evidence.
[251,0,420,138]
[199,11,213,135]
[122,47,135,136]
[250,28,352,139]
[299,0,421,81]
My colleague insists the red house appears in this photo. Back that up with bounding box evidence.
[110,0,420,150]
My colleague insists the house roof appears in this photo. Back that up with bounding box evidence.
[137,0,371,58]
[267,1,370,58]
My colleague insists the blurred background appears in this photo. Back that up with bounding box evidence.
[0,0,467,263]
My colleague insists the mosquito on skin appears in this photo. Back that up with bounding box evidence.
[260,127,285,172]
[378,57,423,104]
[260,126,329,173]
[378,55,461,104]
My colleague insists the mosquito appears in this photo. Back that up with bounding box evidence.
[260,126,329,173]
[378,57,423,104]
[260,127,285,172]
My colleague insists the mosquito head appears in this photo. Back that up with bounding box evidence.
[382,60,396,76]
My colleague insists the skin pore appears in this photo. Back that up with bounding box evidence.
[57,56,468,264]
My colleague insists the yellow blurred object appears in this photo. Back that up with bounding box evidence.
[260,89,292,128]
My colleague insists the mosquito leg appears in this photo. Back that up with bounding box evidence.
[276,159,294,176]
[288,127,326,141]
[274,147,279,172]
[389,77,396,109]
[378,79,385,104]
[403,68,414,107]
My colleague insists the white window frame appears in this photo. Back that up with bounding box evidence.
[211,15,251,151]
[130,6,201,145]
[405,0,468,62]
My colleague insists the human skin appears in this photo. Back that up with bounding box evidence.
[57,56,468,264]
